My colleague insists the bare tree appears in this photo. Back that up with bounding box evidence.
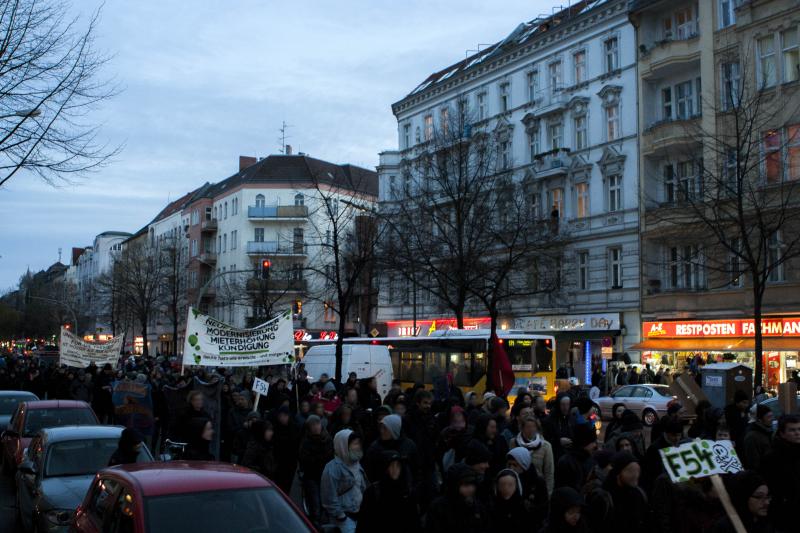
[645,43,800,388]
[0,0,119,188]
[158,235,185,356]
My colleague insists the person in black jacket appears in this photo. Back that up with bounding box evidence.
[298,414,333,527]
[270,405,300,493]
[183,419,214,461]
[365,414,420,485]
[724,389,751,451]
[472,413,509,479]
[759,414,800,532]
[555,423,597,492]
[357,451,420,533]
[490,468,532,530]
[540,487,589,533]
[601,452,648,533]
[425,463,490,533]
[544,394,574,461]
[241,419,276,479]
[108,428,143,466]
[175,390,211,443]
[642,417,683,494]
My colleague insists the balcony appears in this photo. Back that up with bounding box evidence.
[198,252,216,264]
[533,148,572,178]
[246,240,307,257]
[248,205,308,220]
[529,87,569,118]
[641,116,701,157]
[201,219,217,232]
[246,277,308,293]
[640,33,700,80]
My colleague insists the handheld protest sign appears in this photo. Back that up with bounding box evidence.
[252,377,269,411]
[658,439,742,483]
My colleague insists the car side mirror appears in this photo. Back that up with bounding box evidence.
[18,460,36,476]
[1,429,19,439]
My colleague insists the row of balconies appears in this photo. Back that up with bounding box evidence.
[196,206,309,235]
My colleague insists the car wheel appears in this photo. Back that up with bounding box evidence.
[643,408,657,427]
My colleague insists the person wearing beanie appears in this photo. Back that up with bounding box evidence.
[760,414,800,532]
[108,428,144,466]
[599,451,648,533]
[725,389,751,450]
[555,423,597,492]
[506,447,549,524]
[541,487,589,533]
[742,404,774,471]
[651,400,684,443]
[713,471,772,533]
[473,413,510,480]
[356,451,421,533]
[365,413,420,486]
[490,468,533,530]
[642,416,685,494]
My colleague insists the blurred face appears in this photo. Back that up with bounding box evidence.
[618,439,633,453]
[534,396,546,412]
[379,424,393,441]
[618,462,640,487]
[781,422,800,444]
[737,399,749,410]
[201,421,213,441]
[264,428,274,441]
[300,401,310,413]
[565,506,582,527]
[522,420,537,440]
[419,398,432,413]
[748,485,770,517]
[517,407,533,425]
[759,411,774,427]
[346,389,358,404]
[234,394,247,408]
[559,397,571,415]
[665,431,682,446]
[278,412,290,426]
[387,460,402,480]
[486,419,497,439]
[458,483,476,501]
[614,406,625,418]
[395,403,407,417]
[716,429,731,441]
[191,394,204,410]
[309,420,322,435]
[497,475,517,499]
[451,412,466,429]
[313,404,324,416]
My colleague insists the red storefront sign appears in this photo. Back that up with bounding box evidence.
[643,318,800,338]
[387,317,491,337]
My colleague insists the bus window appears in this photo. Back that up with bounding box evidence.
[449,351,473,387]
[424,352,447,383]
[535,340,553,372]
[506,339,534,370]
[399,351,423,383]
[471,351,487,384]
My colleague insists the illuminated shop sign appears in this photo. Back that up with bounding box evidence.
[643,318,800,338]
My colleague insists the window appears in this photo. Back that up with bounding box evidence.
[675,7,695,39]
[573,51,586,84]
[440,107,449,135]
[231,230,237,250]
[224,202,228,219]
[719,0,737,29]
[529,192,540,220]
[528,128,540,160]
[498,140,511,169]
[255,194,265,208]
[662,87,673,120]
[759,36,776,88]
[607,174,622,212]
[403,124,411,148]
[254,228,264,242]
[191,239,198,257]
[222,233,227,253]
[548,61,562,93]
[575,182,589,219]
[768,231,785,282]
[574,115,587,150]
[205,207,212,220]
[527,70,539,102]
[729,237,742,288]
[191,209,199,225]
[604,37,619,72]
[293,227,304,254]
[499,83,510,112]
[548,188,564,219]
[665,161,699,202]
[548,121,563,150]
[764,129,782,183]
[723,149,739,193]
[782,29,799,83]
[424,115,433,141]
[578,251,589,290]
[789,124,800,180]
[477,92,486,120]
[294,193,304,206]
[609,247,623,288]
[606,104,620,141]
[232,198,237,215]
[668,245,704,289]
[676,81,694,119]
[721,62,741,110]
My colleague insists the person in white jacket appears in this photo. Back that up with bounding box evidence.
[321,429,367,533]
[510,416,554,495]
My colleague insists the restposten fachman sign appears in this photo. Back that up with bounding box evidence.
[183,308,294,367]
[59,327,122,368]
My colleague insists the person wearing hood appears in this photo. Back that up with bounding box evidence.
[507,446,549,524]
[425,463,490,533]
[712,471,773,533]
[365,414,420,485]
[651,400,684,444]
[540,487,589,533]
[436,405,472,474]
[298,414,334,528]
[176,390,211,443]
[356,451,420,533]
[490,468,532,530]
[742,404,773,471]
[321,429,367,533]
[231,411,261,463]
[642,417,684,494]
[555,423,597,492]
[241,419,276,478]
[183,418,214,461]
[604,403,627,442]
[511,415,555,495]
[472,413,509,479]
[725,389,751,451]
[759,414,800,532]
[270,405,300,493]
[544,394,575,461]
[108,428,144,466]
[604,410,646,459]
[600,451,648,533]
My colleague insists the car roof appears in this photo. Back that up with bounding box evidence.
[0,390,38,399]
[102,461,273,497]
[22,400,92,410]
[39,425,124,442]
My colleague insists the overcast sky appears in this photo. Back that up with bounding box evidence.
[0,0,555,289]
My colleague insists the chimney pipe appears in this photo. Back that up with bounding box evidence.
[239,155,257,171]
[285,144,293,155]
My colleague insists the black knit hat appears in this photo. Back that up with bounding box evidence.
[572,423,597,448]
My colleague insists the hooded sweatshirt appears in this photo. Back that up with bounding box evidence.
[321,429,367,520]
[365,414,420,484]
[491,469,531,530]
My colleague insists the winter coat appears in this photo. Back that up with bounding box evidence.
[603,479,649,533]
[271,418,301,492]
[543,410,574,460]
[298,431,334,483]
[555,448,594,492]
[365,436,420,485]
[742,421,772,471]
[356,457,420,533]
[425,463,491,533]
[321,429,367,520]
[510,434,555,495]
[241,438,277,478]
[539,487,590,533]
[760,435,800,532]
[490,481,531,530]
[405,404,438,472]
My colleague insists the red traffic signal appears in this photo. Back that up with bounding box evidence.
[261,259,271,279]
[64,324,72,330]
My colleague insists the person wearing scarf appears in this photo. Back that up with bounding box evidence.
[512,415,554,495]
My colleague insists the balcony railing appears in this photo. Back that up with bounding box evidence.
[533,148,572,177]
[246,240,306,256]
[246,277,308,292]
[201,219,217,232]
[248,205,308,219]
[199,252,216,264]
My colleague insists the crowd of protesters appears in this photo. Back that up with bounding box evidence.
[2,350,800,533]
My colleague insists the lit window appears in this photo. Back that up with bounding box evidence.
[548,188,563,219]
[440,107,449,135]
[764,129,782,183]
[424,115,433,141]
[575,182,589,219]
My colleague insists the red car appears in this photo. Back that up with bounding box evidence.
[1,400,99,475]
[71,461,316,533]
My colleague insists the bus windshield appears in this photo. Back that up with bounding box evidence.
[505,339,553,373]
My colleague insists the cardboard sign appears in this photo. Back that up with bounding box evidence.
[252,377,269,396]
[59,327,122,368]
[112,381,154,436]
[659,439,743,483]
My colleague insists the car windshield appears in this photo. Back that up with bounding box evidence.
[0,395,32,415]
[650,386,673,397]
[145,488,312,533]
[45,438,150,477]
[23,408,97,437]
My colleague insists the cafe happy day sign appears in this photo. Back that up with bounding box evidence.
[183,308,294,367]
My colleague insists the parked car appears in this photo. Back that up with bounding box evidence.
[16,425,153,532]
[757,395,800,420]
[595,384,677,426]
[71,462,315,533]
[1,400,99,475]
[0,391,39,431]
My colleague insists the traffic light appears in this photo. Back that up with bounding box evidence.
[261,259,271,279]
[64,324,71,330]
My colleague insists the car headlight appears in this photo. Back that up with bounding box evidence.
[45,508,73,526]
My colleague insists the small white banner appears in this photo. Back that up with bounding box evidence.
[59,327,122,368]
[183,308,294,367]
[252,377,269,396]
[659,439,743,483]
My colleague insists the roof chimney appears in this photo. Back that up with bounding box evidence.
[239,155,257,171]
[285,144,292,155]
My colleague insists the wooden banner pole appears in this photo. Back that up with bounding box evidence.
[253,392,261,412]
[709,474,747,533]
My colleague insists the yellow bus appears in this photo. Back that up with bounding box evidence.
[308,329,557,400]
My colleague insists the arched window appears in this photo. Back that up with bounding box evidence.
[255,194,265,207]
[213,206,218,220]
[294,193,304,206]
[224,202,228,219]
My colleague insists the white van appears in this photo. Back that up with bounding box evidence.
[302,344,394,398]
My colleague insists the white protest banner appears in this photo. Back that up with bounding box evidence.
[59,327,122,368]
[659,439,743,483]
[183,308,294,367]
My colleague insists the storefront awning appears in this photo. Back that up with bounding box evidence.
[630,337,800,352]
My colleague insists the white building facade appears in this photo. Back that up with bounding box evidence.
[378,0,642,372]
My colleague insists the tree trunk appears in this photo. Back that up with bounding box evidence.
[141,318,149,357]
[455,306,465,329]
[753,286,764,391]
[485,308,499,394]
[335,315,346,384]
[172,316,178,357]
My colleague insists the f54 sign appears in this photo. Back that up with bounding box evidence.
[659,439,742,483]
